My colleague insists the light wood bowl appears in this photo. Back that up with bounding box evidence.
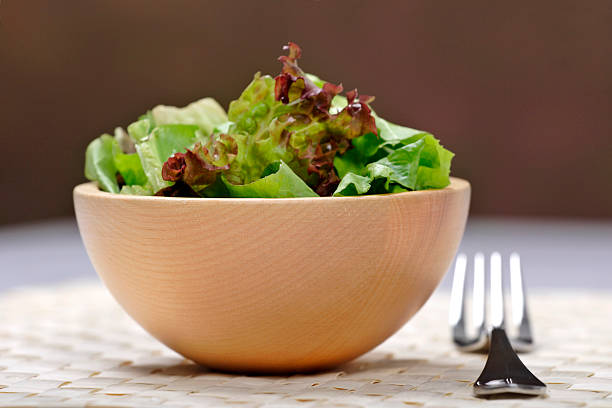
[74,178,470,373]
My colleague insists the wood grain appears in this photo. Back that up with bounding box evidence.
[73,178,470,373]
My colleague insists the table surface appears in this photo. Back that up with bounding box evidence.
[1,217,612,407]
[1,216,611,293]
[0,283,611,407]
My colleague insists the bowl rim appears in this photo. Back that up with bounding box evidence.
[74,177,470,204]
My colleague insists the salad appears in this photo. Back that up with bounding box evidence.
[85,43,454,198]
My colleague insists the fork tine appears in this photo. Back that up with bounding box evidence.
[490,252,504,329]
[449,253,467,328]
[450,253,488,351]
[473,253,486,337]
[509,252,534,351]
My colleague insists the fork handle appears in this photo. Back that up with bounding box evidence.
[474,328,546,396]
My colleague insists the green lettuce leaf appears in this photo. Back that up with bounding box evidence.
[150,125,200,160]
[112,143,147,186]
[84,134,119,193]
[352,132,380,157]
[333,148,366,178]
[127,119,153,143]
[138,110,155,124]
[135,124,200,192]
[365,133,453,191]
[333,125,453,194]
[86,130,151,193]
[333,172,371,196]
[375,116,428,143]
[199,177,230,198]
[389,184,408,193]
[120,185,153,195]
[151,97,228,135]
[333,131,382,179]
[367,139,425,189]
[223,161,318,198]
[414,134,454,189]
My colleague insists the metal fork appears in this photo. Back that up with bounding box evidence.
[449,252,547,396]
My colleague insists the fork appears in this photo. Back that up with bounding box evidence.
[449,252,547,396]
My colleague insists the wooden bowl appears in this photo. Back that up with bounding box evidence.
[73,177,470,373]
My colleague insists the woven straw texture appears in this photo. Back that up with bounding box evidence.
[0,283,611,407]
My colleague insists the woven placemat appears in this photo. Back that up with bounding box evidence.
[0,282,611,408]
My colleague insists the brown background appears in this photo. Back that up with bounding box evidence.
[1,0,611,225]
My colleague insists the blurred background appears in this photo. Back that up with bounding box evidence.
[2,0,612,224]
[1,1,611,290]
